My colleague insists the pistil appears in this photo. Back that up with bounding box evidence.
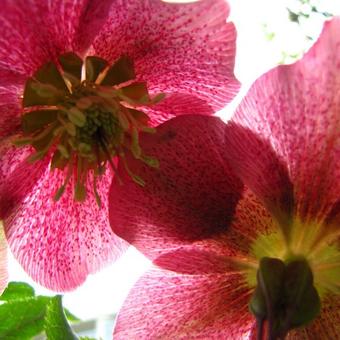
[250,257,321,340]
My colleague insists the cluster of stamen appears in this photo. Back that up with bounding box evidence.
[16,52,163,205]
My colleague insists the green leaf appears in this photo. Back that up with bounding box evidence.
[0,282,35,301]
[0,282,80,340]
[44,295,78,340]
[0,296,50,339]
[64,308,80,322]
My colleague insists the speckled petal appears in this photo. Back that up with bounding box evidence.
[0,0,113,76]
[153,189,273,276]
[113,262,253,339]
[109,115,243,261]
[0,224,8,295]
[2,158,127,291]
[225,18,340,226]
[0,141,46,220]
[0,66,28,138]
[141,93,214,126]
[92,0,239,111]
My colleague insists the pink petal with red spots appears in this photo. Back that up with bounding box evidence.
[152,189,274,275]
[225,18,340,225]
[224,123,294,236]
[2,159,127,291]
[109,115,243,261]
[0,225,8,295]
[92,0,239,111]
[0,68,25,138]
[0,0,113,76]
[141,93,214,126]
[114,262,253,339]
[0,141,47,220]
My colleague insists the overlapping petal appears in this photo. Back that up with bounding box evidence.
[225,18,340,227]
[0,0,114,76]
[114,262,253,339]
[2,158,127,291]
[111,187,275,338]
[92,0,240,112]
[0,69,25,138]
[109,115,243,261]
[141,93,214,126]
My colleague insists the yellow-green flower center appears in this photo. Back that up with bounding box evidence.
[247,217,340,338]
[15,52,163,205]
[250,218,340,298]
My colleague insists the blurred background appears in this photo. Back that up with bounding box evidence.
[7,0,339,338]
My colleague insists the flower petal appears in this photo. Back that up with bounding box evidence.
[0,68,26,138]
[92,0,239,111]
[0,223,8,295]
[114,261,253,339]
[153,189,274,276]
[2,158,127,291]
[109,115,243,261]
[0,0,113,76]
[225,18,340,225]
[224,123,294,236]
[0,141,46,220]
[141,93,214,126]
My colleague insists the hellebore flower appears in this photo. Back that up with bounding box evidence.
[0,0,239,291]
[109,18,340,338]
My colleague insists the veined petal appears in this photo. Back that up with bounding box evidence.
[0,67,26,138]
[139,93,214,126]
[224,123,294,238]
[0,141,47,220]
[109,115,243,261]
[154,189,274,275]
[113,263,253,339]
[225,18,340,226]
[0,223,8,295]
[2,161,127,291]
[0,0,113,76]
[92,0,239,111]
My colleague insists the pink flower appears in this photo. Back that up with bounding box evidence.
[0,0,239,291]
[109,18,340,338]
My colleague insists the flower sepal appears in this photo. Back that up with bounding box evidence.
[250,257,321,339]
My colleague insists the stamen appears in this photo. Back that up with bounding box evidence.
[53,157,74,201]
[16,52,164,204]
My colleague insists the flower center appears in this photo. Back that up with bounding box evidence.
[15,52,163,205]
[248,218,340,338]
